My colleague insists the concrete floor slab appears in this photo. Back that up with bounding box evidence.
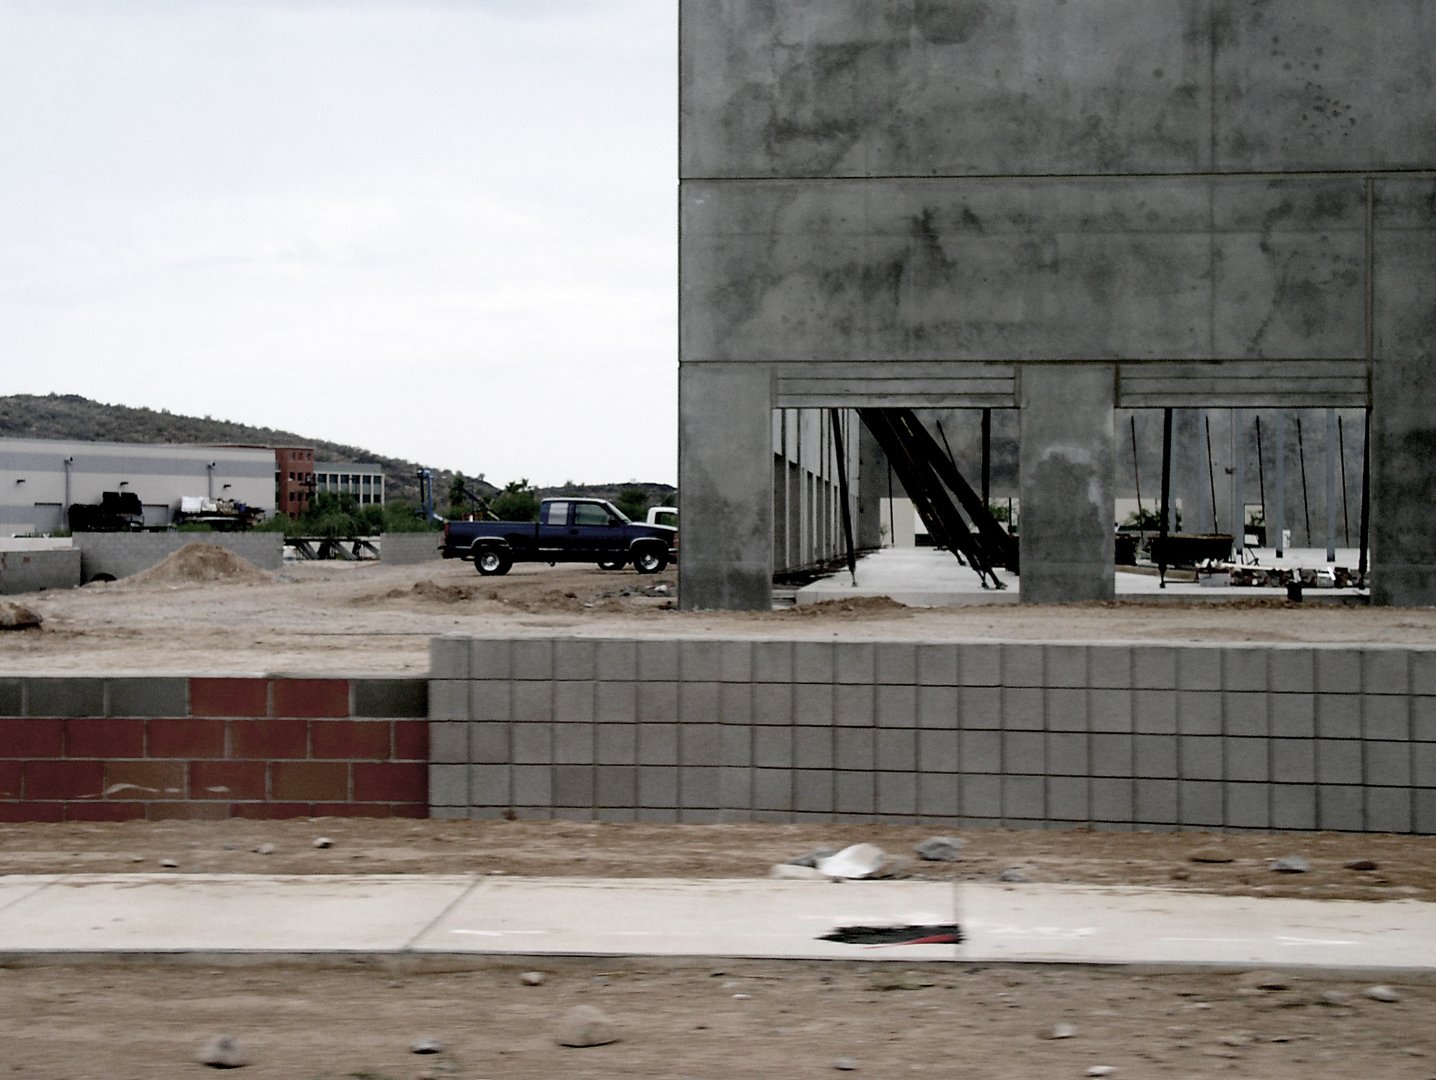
[0,876,54,916]
[2,875,1433,974]
[0,874,477,954]
[415,877,960,960]
[796,547,1367,607]
[960,884,1436,970]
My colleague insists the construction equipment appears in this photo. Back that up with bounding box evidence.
[68,491,144,532]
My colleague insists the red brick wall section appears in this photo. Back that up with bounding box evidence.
[0,677,428,822]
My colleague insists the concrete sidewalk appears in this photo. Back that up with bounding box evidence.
[795,547,1368,607]
[2,874,1434,974]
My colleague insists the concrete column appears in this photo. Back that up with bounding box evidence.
[679,364,775,610]
[1019,366,1116,603]
[1371,179,1436,605]
[856,415,884,550]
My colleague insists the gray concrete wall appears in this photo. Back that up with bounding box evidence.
[0,549,81,594]
[74,533,284,582]
[380,532,443,566]
[429,634,1436,834]
[679,0,1436,607]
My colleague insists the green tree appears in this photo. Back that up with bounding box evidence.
[614,487,650,521]
[489,479,539,522]
[302,492,365,538]
[447,472,469,517]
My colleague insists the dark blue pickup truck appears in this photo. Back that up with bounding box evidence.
[440,497,678,576]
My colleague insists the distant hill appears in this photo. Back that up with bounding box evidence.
[0,394,675,512]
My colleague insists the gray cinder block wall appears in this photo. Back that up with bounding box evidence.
[428,634,1436,834]
[74,533,283,582]
[380,533,443,566]
[0,549,81,594]
[678,0,1436,608]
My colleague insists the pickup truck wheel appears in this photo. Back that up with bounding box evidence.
[475,549,512,576]
[597,558,625,571]
[632,549,667,574]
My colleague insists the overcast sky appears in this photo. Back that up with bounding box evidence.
[0,0,677,488]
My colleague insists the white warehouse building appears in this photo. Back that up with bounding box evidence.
[0,437,276,536]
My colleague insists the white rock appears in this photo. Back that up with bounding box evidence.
[254,843,276,855]
[1366,985,1402,1003]
[312,837,333,849]
[815,843,888,879]
[520,971,546,986]
[769,863,830,881]
[197,1034,248,1068]
[556,1005,621,1047]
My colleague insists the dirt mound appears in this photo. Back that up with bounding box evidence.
[352,580,483,606]
[788,595,912,618]
[125,543,272,587]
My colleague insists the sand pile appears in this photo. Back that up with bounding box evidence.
[125,543,273,587]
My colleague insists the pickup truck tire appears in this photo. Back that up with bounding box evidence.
[474,548,513,576]
[632,548,667,574]
[597,558,625,571]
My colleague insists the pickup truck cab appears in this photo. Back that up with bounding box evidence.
[441,497,677,576]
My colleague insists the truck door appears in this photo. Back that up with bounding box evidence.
[571,500,622,559]
[536,500,570,558]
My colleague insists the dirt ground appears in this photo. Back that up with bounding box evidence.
[3,549,1436,1077]
[5,548,1436,675]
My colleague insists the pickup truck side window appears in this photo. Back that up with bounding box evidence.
[573,503,612,527]
[541,501,569,527]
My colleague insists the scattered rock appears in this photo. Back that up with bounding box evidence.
[1269,856,1310,874]
[914,836,964,862]
[770,863,830,881]
[253,843,276,856]
[1238,971,1291,992]
[1044,1023,1078,1039]
[197,1034,248,1068]
[520,971,546,986]
[815,844,889,879]
[1188,846,1235,864]
[785,847,837,868]
[0,600,42,630]
[1344,859,1378,871]
[410,1037,444,1054]
[1366,985,1402,1003]
[833,1058,859,1071]
[556,1005,621,1047]
[312,837,333,849]
[998,868,1032,883]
